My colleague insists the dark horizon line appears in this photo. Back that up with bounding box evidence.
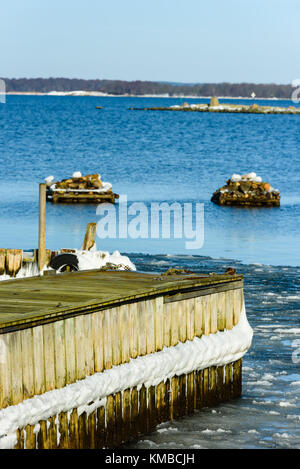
[1,77,292,86]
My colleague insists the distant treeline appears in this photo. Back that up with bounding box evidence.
[2,77,293,98]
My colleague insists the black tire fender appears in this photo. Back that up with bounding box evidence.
[50,253,79,272]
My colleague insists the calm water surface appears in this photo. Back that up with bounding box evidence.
[0,95,299,265]
[0,96,299,448]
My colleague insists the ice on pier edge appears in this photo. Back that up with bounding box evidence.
[0,303,253,448]
[0,247,136,281]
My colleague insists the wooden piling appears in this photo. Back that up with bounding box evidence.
[0,249,5,275]
[5,249,22,277]
[82,222,97,251]
[38,183,46,272]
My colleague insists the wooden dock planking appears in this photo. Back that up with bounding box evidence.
[0,270,243,332]
[0,269,247,448]
[50,192,118,204]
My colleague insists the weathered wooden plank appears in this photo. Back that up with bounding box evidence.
[145,299,155,354]
[0,333,11,408]
[195,369,203,410]
[138,385,147,435]
[5,249,22,277]
[147,386,156,433]
[187,371,194,415]
[179,300,187,343]
[156,381,163,423]
[37,420,48,449]
[111,307,121,366]
[164,379,170,422]
[84,312,94,376]
[10,330,23,405]
[194,296,203,338]
[105,395,115,448]
[203,368,209,407]
[178,374,187,417]
[202,295,211,336]
[170,300,179,346]
[208,366,217,406]
[137,301,147,356]
[128,302,138,359]
[25,424,36,449]
[68,409,79,449]
[78,412,88,449]
[95,406,106,449]
[210,293,218,334]
[114,392,123,446]
[21,328,35,399]
[232,358,242,397]
[103,308,112,370]
[224,363,232,401]
[48,415,58,449]
[122,389,131,442]
[15,428,24,449]
[186,298,195,341]
[225,290,234,330]
[43,323,56,392]
[92,310,104,373]
[120,304,130,363]
[54,320,66,388]
[130,387,139,436]
[163,302,172,347]
[81,222,97,251]
[0,248,5,275]
[64,317,76,384]
[170,376,179,420]
[233,288,243,325]
[217,366,225,402]
[58,412,69,449]
[87,411,96,449]
[75,315,86,380]
[154,297,164,351]
[32,326,45,396]
[217,291,226,331]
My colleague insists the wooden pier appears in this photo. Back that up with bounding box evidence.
[47,191,119,204]
[0,269,247,449]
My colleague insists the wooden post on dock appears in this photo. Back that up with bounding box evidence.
[82,223,97,251]
[38,183,46,272]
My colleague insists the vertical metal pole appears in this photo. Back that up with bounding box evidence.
[38,183,46,272]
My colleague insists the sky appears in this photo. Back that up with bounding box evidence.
[1,0,300,84]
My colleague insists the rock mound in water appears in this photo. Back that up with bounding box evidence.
[50,173,107,191]
[45,172,118,204]
[211,173,280,207]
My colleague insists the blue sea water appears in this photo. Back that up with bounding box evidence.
[0,95,299,266]
[0,96,299,448]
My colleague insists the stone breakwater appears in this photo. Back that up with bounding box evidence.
[211,172,280,207]
[45,171,118,204]
[129,98,300,115]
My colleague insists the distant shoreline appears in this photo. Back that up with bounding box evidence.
[6,91,291,100]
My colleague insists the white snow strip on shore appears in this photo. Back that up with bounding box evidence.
[0,303,252,448]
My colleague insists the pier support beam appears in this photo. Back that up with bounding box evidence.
[38,183,46,272]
